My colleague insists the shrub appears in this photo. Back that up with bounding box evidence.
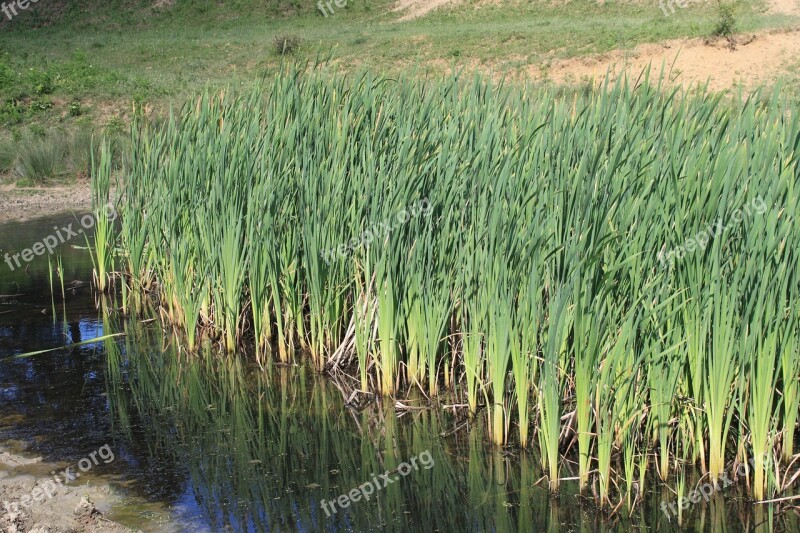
[28,69,55,95]
[713,2,736,37]
[69,101,82,117]
[273,34,302,55]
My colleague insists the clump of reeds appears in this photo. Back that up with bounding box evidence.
[100,67,800,509]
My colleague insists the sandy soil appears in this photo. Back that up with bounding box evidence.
[540,28,800,92]
[0,182,93,224]
[769,0,800,15]
[392,0,458,21]
[393,0,800,20]
[0,448,135,533]
[394,0,800,92]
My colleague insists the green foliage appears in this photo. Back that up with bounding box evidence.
[28,69,55,95]
[712,2,736,37]
[0,135,15,174]
[273,34,302,55]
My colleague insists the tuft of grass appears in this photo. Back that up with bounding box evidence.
[15,134,68,183]
[0,135,15,175]
[68,127,101,177]
[7,127,117,184]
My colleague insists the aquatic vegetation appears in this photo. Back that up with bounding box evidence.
[87,140,116,293]
[100,67,800,508]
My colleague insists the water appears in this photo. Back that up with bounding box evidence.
[0,214,792,532]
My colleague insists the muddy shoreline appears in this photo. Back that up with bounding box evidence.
[0,182,93,224]
[0,446,135,533]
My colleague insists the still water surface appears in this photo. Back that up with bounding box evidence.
[0,214,786,532]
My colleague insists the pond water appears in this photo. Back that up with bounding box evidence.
[0,214,790,532]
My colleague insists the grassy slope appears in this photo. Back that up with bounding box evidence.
[0,0,795,133]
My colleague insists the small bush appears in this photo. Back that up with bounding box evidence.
[69,101,82,117]
[104,116,126,136]
[28,69,55,95]
[713,3,736,37]
[273,34,302,55]
[29,124,46,139]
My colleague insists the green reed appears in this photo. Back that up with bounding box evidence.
[87,140,115,292]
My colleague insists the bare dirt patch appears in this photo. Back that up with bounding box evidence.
[0,182,92,223]
[539,28,800,92]
[392,0,459,21]
[768,0,800,16]
[0,448,134,533]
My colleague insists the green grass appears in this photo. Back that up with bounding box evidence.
[0,134,14,174]
[14,133,68,182]
[0,0,793,131]
[2,126,119,184]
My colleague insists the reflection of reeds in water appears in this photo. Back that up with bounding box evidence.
[104,318,800,530]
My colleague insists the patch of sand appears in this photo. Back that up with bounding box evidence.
[541,29,800,92]
[392,0,459,21]
[0,182,92,223]
[768,0,800,15]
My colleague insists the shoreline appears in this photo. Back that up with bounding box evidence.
[0,445,136,533]
[0,182,93,224]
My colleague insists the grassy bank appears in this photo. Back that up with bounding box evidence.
[0,0,790,130]
[92,66,800,514]
[1,0,797,187]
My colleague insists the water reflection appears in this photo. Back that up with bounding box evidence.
[0,216,796,532]
[0,212,96,299]
[101,314,795,532]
